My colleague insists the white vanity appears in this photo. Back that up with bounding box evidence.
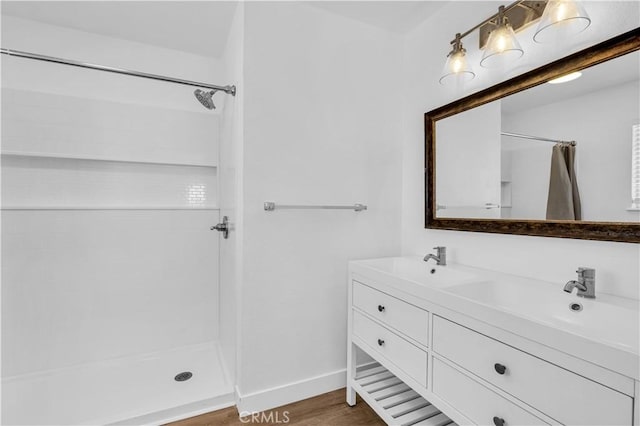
[346,257,639,426]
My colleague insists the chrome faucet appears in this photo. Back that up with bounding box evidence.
[424,246,446,266]
[564,267,596,298]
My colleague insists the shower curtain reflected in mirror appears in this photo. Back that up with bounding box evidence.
[546,143,582,220]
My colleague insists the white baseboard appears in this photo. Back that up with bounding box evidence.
[235,369,347,414]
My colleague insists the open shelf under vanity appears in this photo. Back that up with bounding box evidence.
[353,363,455,426]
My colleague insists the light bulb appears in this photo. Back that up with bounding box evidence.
[451,52,464,73]
[555,3,568,21]
[495,31,508,52]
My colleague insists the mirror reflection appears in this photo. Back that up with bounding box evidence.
[435,50,640,223]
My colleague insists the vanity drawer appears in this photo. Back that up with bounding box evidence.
[432,316,633,425]
[352,281,428,346]
[353,310,427,387]
[433,358,548,425]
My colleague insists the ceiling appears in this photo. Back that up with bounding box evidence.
[501,50,639,151]
[1,1,448,57]
[309,1,448,34]
[502,50,640,115]
[1,1,238,57]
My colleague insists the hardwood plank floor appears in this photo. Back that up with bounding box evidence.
[167,388,385,426]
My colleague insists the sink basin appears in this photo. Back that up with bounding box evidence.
[354,257,481,288]
[445,279,640,354]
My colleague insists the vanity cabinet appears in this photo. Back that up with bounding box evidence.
[432,358,549,426]
[353,282,429,346]
[432,316,632,426]
[353,311,428,388]
[347,271,637,426]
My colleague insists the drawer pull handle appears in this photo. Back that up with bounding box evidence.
[377,305,385,312]
[377,339,385,346]
[492,416,505,426]
[494,363,507,375]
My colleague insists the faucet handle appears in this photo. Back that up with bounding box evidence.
[576,267,595,279]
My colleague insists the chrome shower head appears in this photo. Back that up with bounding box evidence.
[194,89,218,110]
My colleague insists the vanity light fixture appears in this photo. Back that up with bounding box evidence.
[439,33,475,85]
[480,5,524,68]
[533,0,591,43]
[547,71,582,84]
[439,0,591,85]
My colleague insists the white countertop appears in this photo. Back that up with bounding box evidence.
[349,256,640,380]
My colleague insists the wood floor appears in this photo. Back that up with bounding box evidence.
[167,388,385,426]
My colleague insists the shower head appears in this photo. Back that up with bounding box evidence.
[194,89,218,110]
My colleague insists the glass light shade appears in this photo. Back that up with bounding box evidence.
[439,49,475,85]
[480,23,523,68]
[534,0,591,43]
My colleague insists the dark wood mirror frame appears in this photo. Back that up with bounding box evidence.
[425,28,640,243]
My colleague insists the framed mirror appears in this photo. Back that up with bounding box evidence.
[425,28,640,243]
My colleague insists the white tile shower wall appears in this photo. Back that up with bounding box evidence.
[1,155,217,208]
[1,16,225,375]
[1,88,219,166]
[401,1,640,300]
[1,16,223,111]
[238,1,403,402]
[1,210,219,376]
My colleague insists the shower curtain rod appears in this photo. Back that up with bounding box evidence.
[1,48,236,95]
[502,131,576,146]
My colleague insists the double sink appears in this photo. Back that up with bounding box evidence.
[350,256,639,379]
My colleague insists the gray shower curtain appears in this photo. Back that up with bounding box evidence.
[546,143,581,220]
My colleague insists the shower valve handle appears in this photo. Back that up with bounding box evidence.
[211,216,229,239]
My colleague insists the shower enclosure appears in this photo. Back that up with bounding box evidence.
[1,10,239,424]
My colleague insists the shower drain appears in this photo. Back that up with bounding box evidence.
[174,371,193,382]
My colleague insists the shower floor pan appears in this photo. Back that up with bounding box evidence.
[2,341,234,425]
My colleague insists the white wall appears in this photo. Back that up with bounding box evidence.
[236,2,403,409]
[1,16,224,376]
[401,1,640,300]
[219,2,245,387]
[503,139,550,220]
[504,80,640,222]
[436,101,501,218]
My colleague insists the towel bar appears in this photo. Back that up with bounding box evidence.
[264,202,367,212]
